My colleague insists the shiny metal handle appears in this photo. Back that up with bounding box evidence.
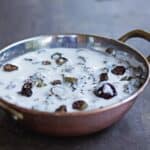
[118,29,150,63]
[0,100,23,120]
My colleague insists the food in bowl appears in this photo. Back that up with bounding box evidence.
[0,47,145,112]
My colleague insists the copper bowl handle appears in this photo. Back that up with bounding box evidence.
[118,29,150,63]
[0,100,23,120]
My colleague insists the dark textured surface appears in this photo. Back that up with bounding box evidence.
[0,0,149,149]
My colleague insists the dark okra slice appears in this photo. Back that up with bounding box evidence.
[94,83,117,99]
[3,64,18,72]
[72,100,88,110]
[51,80,62,85]
[56,57,68,65]
[100,73,108,81]
[105,48,113,54]
[111,66,126,75]
[19,82,33,97]
[55,105,67,112]
[63,76,78,84]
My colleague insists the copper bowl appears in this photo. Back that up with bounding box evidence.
[0,29,149,136]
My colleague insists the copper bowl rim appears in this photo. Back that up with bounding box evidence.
[0,33,149,117]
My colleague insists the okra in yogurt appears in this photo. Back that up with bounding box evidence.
[0,48,145,112]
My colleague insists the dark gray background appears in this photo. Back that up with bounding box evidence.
[0,0,149,149]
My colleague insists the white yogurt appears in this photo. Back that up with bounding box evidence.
[0,48,145,112]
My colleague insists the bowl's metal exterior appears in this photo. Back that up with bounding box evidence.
[5,98,136,136]
[0,32,149,136]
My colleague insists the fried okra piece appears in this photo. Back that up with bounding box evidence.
[63,76,78,84]
[19,82,33,97]
[111,66,126,75]
[94,83,117,99]
[55,105,67,112]
[56,57,68,65]
[3,64,18,72]
[51,80,62,85]
[99,73,108,81]
[72,100,88,110]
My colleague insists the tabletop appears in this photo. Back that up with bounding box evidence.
[0,0,149,149]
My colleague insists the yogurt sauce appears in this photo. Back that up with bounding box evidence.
[0,48,145,112]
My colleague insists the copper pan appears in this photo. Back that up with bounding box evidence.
[0,29,149,136]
